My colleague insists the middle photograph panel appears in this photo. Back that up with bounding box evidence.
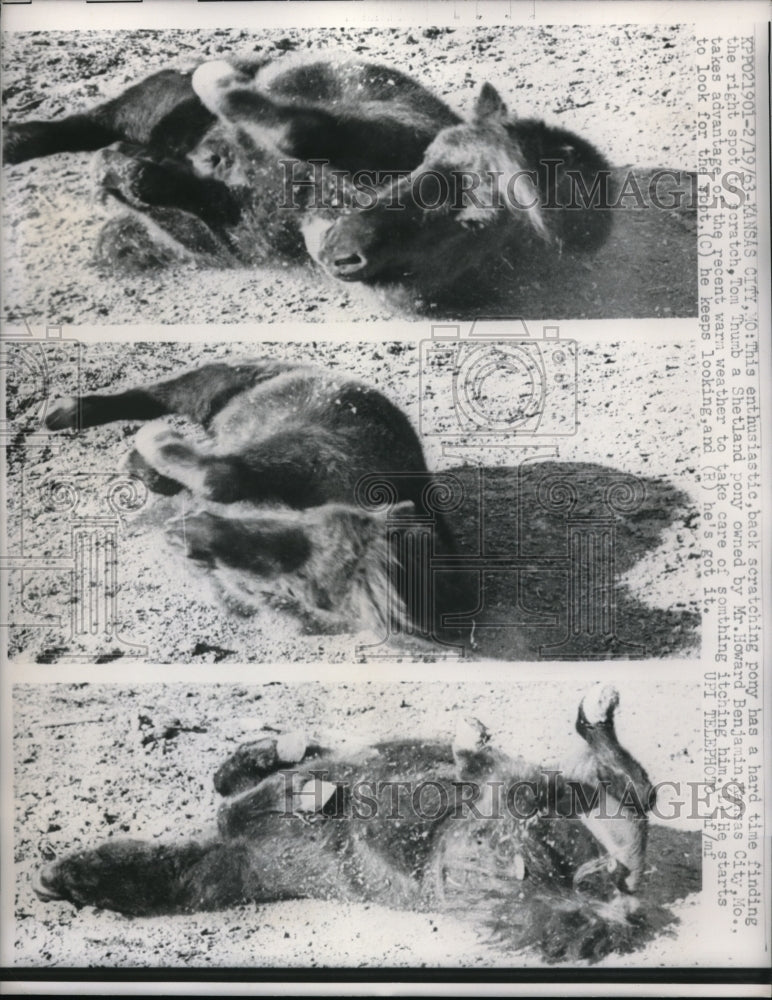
[6,336,699,664]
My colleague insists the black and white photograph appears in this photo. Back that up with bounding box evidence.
[4,335,700,664]
[12,677,705,968]
[3,24,698,324]
[2,0,770,992]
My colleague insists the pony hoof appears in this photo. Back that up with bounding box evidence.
[276,731,307,764]
[32,864,64,902]
[578,683,620,728]
[45,397,79,430]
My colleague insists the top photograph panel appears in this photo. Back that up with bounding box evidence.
[2,25,697,324]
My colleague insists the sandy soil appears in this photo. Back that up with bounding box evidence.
[5,338,700,664]
[2,25,697,325]
[11,678,704,969]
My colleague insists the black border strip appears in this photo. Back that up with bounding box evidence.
[2,967,770,985]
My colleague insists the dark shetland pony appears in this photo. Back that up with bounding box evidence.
[3,52,615,309]
[33,685,676,963]
[44,357,465,641]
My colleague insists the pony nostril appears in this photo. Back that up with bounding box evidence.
[33,864,64,902]
[333,252,366,271]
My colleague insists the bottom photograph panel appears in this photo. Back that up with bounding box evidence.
[11,678,705,969]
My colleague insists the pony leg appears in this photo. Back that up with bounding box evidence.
[571,684,655,892]
[44,362,278,431]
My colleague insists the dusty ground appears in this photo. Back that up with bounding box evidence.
[5,338,700,664]
[2,25,697,325]
[11,678,704,969]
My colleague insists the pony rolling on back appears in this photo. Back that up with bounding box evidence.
[3,52,616,310]
[44,358,463,640]
[34,685,679,963]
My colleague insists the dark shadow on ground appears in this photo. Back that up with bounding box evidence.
[645,824,703,904]
[424,169,698,320]
[428,460,699,659]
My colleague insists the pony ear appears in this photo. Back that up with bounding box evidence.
[474,82,509,124]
